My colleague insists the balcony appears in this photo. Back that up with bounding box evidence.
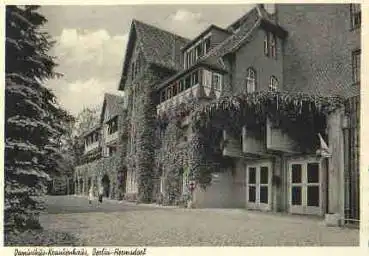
[265,117,300,153]
[222,117,301,159]
[85,141,99,153]
[105,131,118,144]
[157,68,223,115]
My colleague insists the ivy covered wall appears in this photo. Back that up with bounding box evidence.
[75,154,120,198]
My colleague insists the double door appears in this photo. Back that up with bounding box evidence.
[288,160,323,215]
[246,162,272,211]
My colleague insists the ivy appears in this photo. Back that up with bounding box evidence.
[191,91,344,152]
[154,90,343,193]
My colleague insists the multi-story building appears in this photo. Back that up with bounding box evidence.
[74,4,360,226]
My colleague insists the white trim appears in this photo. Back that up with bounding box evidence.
[287,158,324,216]
[246,161,273,211]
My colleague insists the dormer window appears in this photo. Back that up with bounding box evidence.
[184,34,212,69]
[204,37,211,54]
[195,44,203,59]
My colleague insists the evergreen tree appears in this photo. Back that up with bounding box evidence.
[5,5,71,233]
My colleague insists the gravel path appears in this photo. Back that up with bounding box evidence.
[40,195,359,246]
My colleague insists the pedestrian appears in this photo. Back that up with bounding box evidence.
[88,186,94,205]
[98,185,103,204]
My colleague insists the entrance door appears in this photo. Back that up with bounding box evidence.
[288,160,322,215]
[246,162,272,211]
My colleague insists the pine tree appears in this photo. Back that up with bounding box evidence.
[5,5,71,233]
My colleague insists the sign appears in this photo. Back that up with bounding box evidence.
[188,180,196,192]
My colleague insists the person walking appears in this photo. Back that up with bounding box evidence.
[98,185,103,204]
[88,186,94,205]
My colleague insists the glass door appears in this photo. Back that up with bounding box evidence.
[246,162,272,211]
[288,160,322,215]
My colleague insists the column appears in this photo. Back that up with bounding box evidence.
[327,108,345,221]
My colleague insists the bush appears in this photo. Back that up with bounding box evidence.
[4,229,80,246]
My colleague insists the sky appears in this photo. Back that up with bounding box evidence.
[40,4,255,116]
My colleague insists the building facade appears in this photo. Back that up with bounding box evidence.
[74,4,360,225]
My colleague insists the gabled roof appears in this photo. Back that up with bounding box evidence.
[119,20,190,90]
[156,6,264,90]
[82,124,101,138]
[100,93,124,123]
[181,24,231,52]
[198,5,287,69]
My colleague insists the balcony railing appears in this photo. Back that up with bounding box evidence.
[105,131,118,143]
[157,68,222,115]
[85,141,99,153]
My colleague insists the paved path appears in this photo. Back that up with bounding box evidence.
[40,195,359,246]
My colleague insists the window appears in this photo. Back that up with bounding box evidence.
[179,80,185,92]
[160,90,166,103]
[107,117,118,135]
[212,73,222,91]
[264,31,269,56]
[185,75,191,89]
[191,71,199,86]
[350,4,361,29]
[204,37,211,54]
[246,68,256,93]
[352,49,361,84]
[269,76,278,91]
[270,34,277,59]
[195,44,203,59]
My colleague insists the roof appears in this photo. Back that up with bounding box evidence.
[156,6,263,90]
[100,93,125,123]
[181,24,231,51]
[119,20,190,90]
[82,124,101,137]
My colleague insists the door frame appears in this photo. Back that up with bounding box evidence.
[287,157,324,216]
[246,160,273,211]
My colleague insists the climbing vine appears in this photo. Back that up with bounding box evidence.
[191,91,344,152]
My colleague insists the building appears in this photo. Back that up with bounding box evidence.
[74,4,360,226]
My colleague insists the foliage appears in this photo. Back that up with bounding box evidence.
[154,90,344,191]
[74,106,101,137]
[5,229,80,246]
[191,91,343,151]
[5,5,72,233]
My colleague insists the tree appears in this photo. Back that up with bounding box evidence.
[74,106,101,137]
[5,5,72,233]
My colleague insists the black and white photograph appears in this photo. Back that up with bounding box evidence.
[3,2,363,248]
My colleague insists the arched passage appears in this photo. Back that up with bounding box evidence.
[117,167,127,200]
[87,177,92,191]
[102,174,110,198]
[79,178,84,194]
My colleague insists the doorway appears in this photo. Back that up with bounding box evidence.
[246,162,272,211]
[102,174,110,198]
[288,160,323,215]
